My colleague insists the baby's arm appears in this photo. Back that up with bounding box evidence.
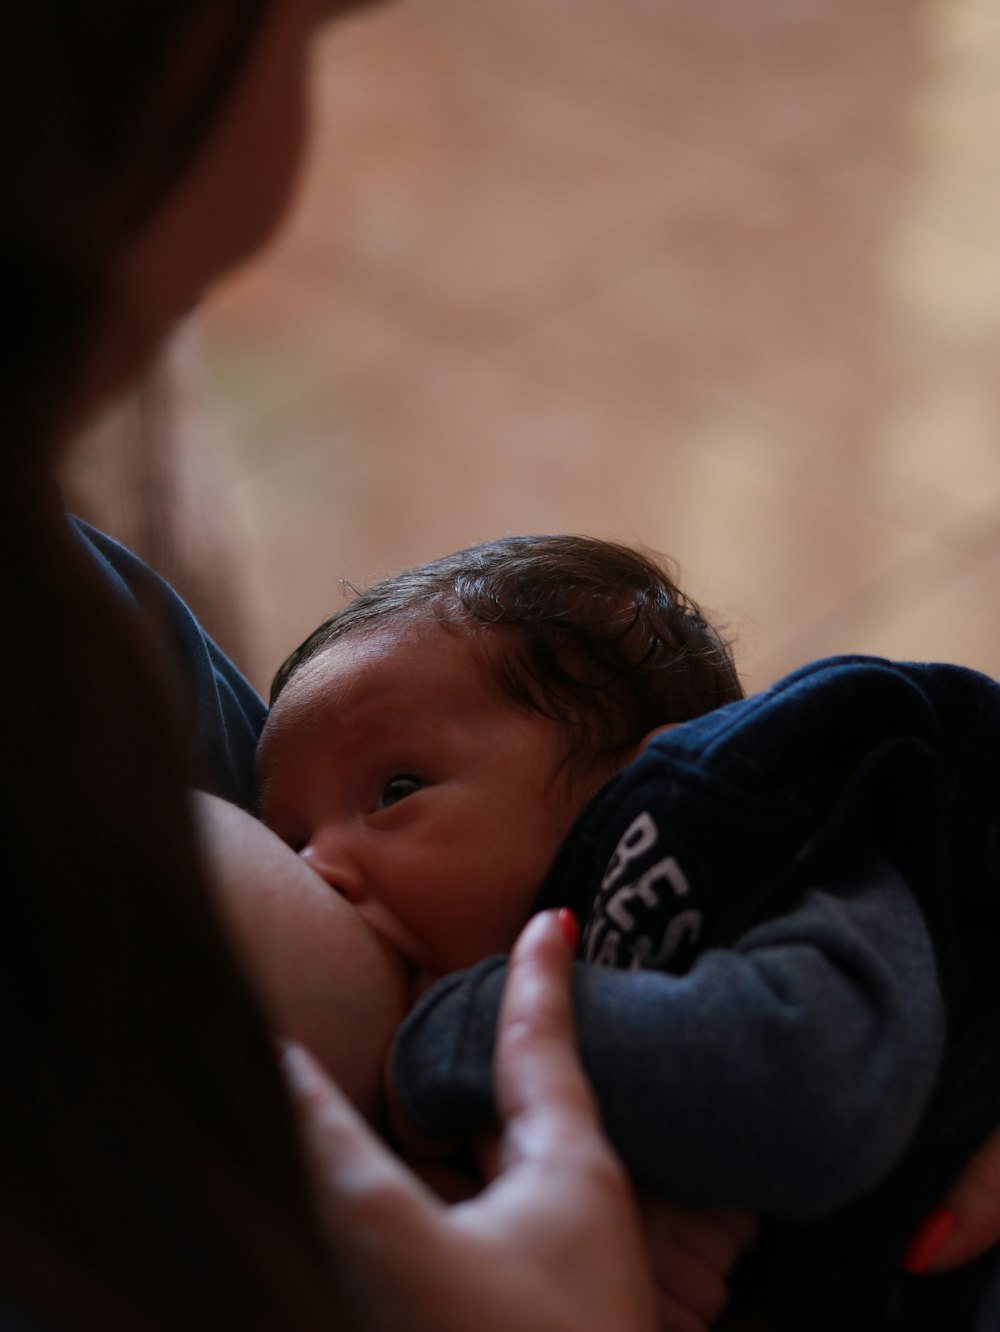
[392,854,945,1221]
[193,792,409,1121]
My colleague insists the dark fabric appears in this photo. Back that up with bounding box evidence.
[70,517,266,808]
[0,1303,46,1332]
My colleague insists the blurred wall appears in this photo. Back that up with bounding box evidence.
[195,0,1000,696]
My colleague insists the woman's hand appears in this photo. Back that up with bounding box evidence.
[904,1123,1000,1273]
[280,910,657,1332]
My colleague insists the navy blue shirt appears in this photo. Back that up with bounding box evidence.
[71,518,266,809]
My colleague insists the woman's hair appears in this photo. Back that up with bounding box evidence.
[1,5,339,1327]
[272,535,744,774]
[1,2,269,454]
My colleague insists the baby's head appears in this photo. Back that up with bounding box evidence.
[258,535,742,980]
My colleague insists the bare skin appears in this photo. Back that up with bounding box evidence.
[916,1125,1000,1272]
[194,792,407,1121]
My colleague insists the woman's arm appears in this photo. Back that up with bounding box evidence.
[193,792,409,1122]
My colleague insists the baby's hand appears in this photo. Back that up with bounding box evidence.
[637,1197,758,1331]
[380,1036,483,1200]
[383,1025,759,1328]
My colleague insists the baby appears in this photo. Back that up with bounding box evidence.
[257,534,742,980]
[256,533,1000,1331]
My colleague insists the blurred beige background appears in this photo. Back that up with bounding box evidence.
[128,0,1000,697]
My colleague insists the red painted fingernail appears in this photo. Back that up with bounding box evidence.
[902,1208,958,1274]
[556,908,579,954]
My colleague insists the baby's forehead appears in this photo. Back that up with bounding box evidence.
[267,613,508,736]
[315,612,480,677]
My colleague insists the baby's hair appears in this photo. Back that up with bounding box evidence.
[271,534,744,775]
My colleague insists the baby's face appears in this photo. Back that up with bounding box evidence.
[257,617,589,980]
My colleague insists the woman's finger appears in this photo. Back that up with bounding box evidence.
[905,1124,1000,1272]
[484,911,658,1332]
[491,910,603,1172]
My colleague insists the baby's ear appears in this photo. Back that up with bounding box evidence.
[626,723,679,764]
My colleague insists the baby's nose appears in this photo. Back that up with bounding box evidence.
[298,840,364,903]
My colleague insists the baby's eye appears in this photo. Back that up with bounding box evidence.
[375,775,424,810]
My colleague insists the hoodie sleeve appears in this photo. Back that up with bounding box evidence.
[392,855,944,1222]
